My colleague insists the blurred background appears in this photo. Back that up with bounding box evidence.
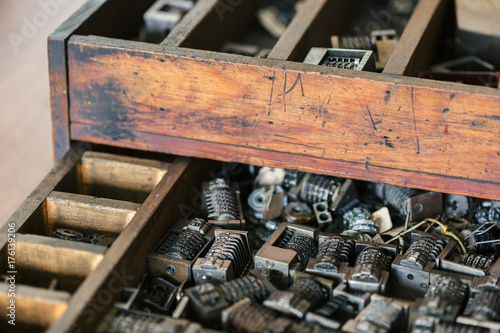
[0,0,87,227]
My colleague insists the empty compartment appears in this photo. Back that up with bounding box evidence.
[45,191,140,245]
[79,151,170,202]
[12,234,106,292]
[55,151,170,203]
[0,283,70,333]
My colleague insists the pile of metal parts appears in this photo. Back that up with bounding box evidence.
[98,167,500,333]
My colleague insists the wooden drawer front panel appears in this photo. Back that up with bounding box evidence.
[67,37,500,200]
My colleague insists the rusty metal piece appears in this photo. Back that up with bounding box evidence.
[148,219,214,284]
[283,201,315,225]
[203,178,245,227]
[254,223,318,289]
[192,229,252,284]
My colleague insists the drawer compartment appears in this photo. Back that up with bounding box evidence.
[0,146,215,331]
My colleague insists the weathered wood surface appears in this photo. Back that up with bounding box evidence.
[268,0,356,61]
[49,0,107,162]
[47,157,215,332]
[0,283,70,331]
[46,191,140,236]
[79,151,169,202]
[68,36,500,200]
[162,0,255,50]
[383,0,451,76]
[49,0,156,161]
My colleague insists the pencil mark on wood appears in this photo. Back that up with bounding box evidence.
[384,90,391,104]
[411,87,420,154]
[285,73,300,94]
[283,73,287,113]
[479,115,500,120]
[267,70,276,116]
[366,106,377,130]
[299,75,305,96]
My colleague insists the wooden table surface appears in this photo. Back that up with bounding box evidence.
[0,0,87,227]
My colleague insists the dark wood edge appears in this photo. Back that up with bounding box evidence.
[268,0,356,61]
[0,146,84,253]
[70,35,500,97]
[72,123,500,201]
[47,157,212,332]
[160,0,219,46]
[49,38,71,162]
[48,0,108,162]
[383,0,451,76]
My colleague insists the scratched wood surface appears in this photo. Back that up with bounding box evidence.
[67,36,500,200]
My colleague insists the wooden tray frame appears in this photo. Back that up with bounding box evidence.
[0,145,214,332]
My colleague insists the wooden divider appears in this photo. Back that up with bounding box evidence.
[0,148,83,254]
[383,0,452,76]
[0,145,189,330]
[268,0,356,61]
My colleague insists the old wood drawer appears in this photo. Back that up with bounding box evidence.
[48,0,500,201]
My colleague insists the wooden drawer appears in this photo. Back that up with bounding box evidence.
[0,145,216,332]
[49,0,499,201]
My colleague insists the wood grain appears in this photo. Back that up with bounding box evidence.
[268,0,356,61]
[383,0,451,76]
[16,234,106,292]
[49,0,157,161]
[46,191,140,236]
[79,151,170,202]
[0,283,70,331]
[47,157,216,332]
[67,36,500,200]
[72,123,500,201]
